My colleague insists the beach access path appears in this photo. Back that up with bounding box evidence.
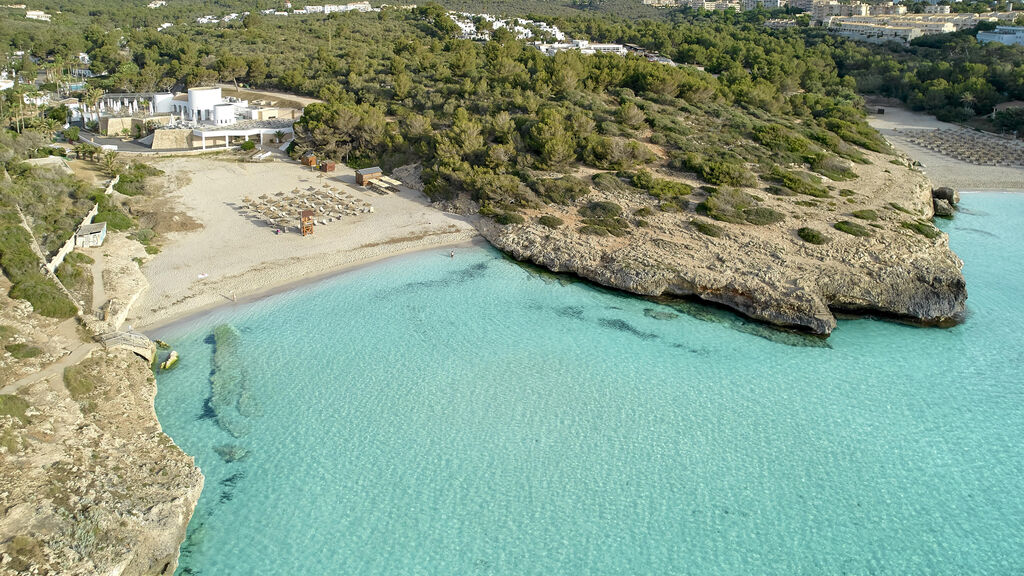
[130,155,478,330]
[868,106,1024,192]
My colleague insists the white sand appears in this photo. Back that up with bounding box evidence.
[868,106,1024,191]
[131,155,478,329]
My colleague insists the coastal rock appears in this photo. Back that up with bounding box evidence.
[475,152,966,336]
[932,186,959,205]
[0,349,203,575]
[933,198,955,218]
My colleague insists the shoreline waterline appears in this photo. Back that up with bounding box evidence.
[142,235,486,335]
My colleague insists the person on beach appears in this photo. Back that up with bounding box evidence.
[450,250,455,258]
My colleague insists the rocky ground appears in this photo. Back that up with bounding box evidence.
[0,233,202,575]
[479,149,967,335]
[0,344,202,576]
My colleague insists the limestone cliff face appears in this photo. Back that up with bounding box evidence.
[477,156,966,335]
[0,349,203,575]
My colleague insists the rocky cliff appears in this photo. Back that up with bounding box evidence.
[478,152,966,335]
[0,345,202,575]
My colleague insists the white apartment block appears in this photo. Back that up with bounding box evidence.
[741,0,787,11]
[978,25,1024,45]
[534,40,628,56]
[25,9,50,20]
[812,2,868,24]
[924,5,951,13]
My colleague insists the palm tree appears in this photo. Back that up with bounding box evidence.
[83,86,103,125]
[38,117,60,140]
[960,92,976,115]
[99,150,120,177]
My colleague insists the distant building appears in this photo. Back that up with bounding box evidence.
[764,18,799,28]
[75,222,107,248]
[147,0,166,7]
[533,39,628,56]
[642,0,680,6]
[812,1,868,24]
[25,9,50,21]
[870,2,907,15]
[978,25,1024,45]
[741,0,787,11]
[923,4,951,13]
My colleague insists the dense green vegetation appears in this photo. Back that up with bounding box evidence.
[3,3,904,223]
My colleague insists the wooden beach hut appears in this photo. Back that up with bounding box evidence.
[356,166,383,186]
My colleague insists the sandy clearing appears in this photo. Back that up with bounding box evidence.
[129,154,478,329]
[868,106,1024,191]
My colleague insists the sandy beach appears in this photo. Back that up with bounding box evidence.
[130,154,478,329]
[867,105,1024,191]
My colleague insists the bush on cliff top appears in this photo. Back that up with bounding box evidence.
[902,220,941,239]
[834,220,872,237]
[797,227,831,245]
[538,215,564,228]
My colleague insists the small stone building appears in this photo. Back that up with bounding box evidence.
[75,222,107,248]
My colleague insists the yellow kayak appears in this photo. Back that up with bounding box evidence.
[160,350,179,370]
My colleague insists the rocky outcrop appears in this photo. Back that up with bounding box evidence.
[477,152,967,336]
[0,348,203,575]
[931,186,959,218]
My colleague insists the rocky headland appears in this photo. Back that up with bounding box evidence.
[475,150,966,335]
[0,237,203,575]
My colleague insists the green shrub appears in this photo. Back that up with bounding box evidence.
[0,395,29,424]
[766,185,796,196]
[63,252,94,266]
[532,176,590,205]
[691,219,725,237]
[902,220,941,239]
[538,215,564,228]
[63,364,100,400]
[810,154,857,181]
[493,212,525,225]
[145,245,160,254]
[581,217,630,237]
[93,210,133,231]
[591,172,637,195]
[743,206,785,225]
[112,161,162,196]
[5,343,42,359]
[797,227,831,244]
[579,224,610,236]
[839,189,856,197]
[8,272,78,318]
[768,167,829,198]
[696,188,756,224]
[851,209,878,221]
[833,220,872,237]
[684,153,755,187]
[634,206,653,217]
[658,200,686,212]
[240,140,257,151]
[579,201,623,219]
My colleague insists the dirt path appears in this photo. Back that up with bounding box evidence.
[0,338,98,395]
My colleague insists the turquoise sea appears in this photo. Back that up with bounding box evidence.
[154,192,1024,575]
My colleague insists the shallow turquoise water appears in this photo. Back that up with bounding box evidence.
[155,193,1024,575]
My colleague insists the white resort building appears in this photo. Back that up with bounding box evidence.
[93,87,299,151]
[533,40,628,56]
